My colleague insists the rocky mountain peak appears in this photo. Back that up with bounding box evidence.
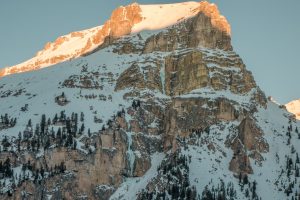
[197,1,231,35]
[0,1,230,78]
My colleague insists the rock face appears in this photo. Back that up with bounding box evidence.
[92,3,142,44]
[187,12,231,50]
[165,51,209,96]
[163,97,244,151]
[163,49,257,96]
[106,3,142,38]
[227,116,269,176]
[143,11,232,54]
[142,1,232,53]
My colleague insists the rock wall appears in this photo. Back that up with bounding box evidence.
[163,49,257,96]
[226,116,269,176]
[163,97,241,151]
[143,11,232,54]
[165,51,209,96]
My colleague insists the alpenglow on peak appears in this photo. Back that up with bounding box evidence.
[0,1,230,78]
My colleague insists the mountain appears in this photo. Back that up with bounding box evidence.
[0,2,229,77]
[286,99,300,120]
[0,1,299,200]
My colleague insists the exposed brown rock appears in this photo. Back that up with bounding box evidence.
[70,31,84,38]
[115,62,162,92]
[196,1,231,36]
[53,36,69,51]
[115,63,146,91]
[109,3,142,38]
[229,150,253,175]
[227,116,269,176]
[163,48,257,96]
[113,42,139,54]
[92,3,142,45]
[164,97,240,151]
[0,68,6,77]
[165,51,209,96]
[187,12,231,50]
[143,10,232,54]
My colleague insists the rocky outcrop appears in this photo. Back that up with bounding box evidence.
[163,97,241,151]
[165,51,209,96]
[62,70,114,90]
[237,117,269,153]
[195,1,231,35]
[115,64,146,91]
[187,12,231,50]
[107,3,142,38]
[227,116,269,176]
[113,41,140,54]
[143,10,232,54]
[92,3,142,44]
[163,49,257,96]
[115,62,162,93]
[229,150,253,176]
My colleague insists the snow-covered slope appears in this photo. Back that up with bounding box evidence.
[132,2,201,33]
[286,99,300,120]
[1,26,102,76]
[132,1,229,34]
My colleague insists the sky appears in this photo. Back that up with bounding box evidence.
[0,0,299,104]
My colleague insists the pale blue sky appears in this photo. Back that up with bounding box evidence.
[0,0,299,103]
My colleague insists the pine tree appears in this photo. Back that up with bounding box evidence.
[57,128,62,139]
[60,111,65,121]
[18,132,22,141]
[40,114,46,134]
[66,133,73,147]
[47,118,51,126]
[74,113,78,133]
[80,112,84,122]
[243,175,249,185]
[66,118,71,134]
[80,123,85,133]
[73,140,77,150]
[53,114,58,124]
[88,128,91,137]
